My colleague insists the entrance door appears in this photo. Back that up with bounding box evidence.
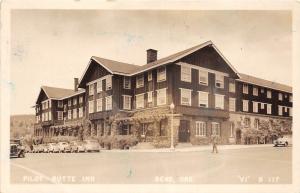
[178,120,190,142]
[236,129,241,144]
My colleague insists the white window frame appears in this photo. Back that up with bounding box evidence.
[147,91,153,103]
[89,84,94,96]
[68,99,72,107]
[267,90,272,98]
[136,94,144,109]
[199,70,208,85]
[136,75,144,88]
[260,102,265,110]
[97,79,102,93]
[229,98,236,112]
[105,96,112,110]
[180,88,192,106]
[278,106,283,116]
[73,97,77,105]
[48,111,51,121]
[198,91,208,108]
[78,107,83,118]
[229,82,235,93]
[88,100,94,114]
[215,94,224,109]
[253,87,258,96]
[97,98,103,112]
[123,95,132,110]
[57,111,63,121]
[79,96,83,104]
[261,88,265,93]
[148,71,152,81]
[243,84,248,94]
[157,88,167,106]
[68,110,72,120]
[253,101,258,113]
[106,76,112,90]
[267,104,272,114]
[58,100,63,108]
[157,66,167,82]
[123,77,131,89]
[243,100,249,112]
[278,93,283,101]
[195,121,207,136]
[181,65,191,82]
[215,74,224,88]
[73,109,77,119]
[211,122,221,136]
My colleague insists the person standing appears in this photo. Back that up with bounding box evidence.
[211,133,218,153]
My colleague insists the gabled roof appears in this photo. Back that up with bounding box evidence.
[238,73,292,93]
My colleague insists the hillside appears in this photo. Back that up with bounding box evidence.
[10,114,35,138]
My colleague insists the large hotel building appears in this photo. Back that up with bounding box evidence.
[34,41,292,146]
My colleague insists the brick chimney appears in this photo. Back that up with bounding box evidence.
[74,78,79,91]
[147,49,157,63]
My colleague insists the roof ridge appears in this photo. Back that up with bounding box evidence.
[238,73,292,88]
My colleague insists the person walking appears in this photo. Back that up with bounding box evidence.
[211,133,218,153]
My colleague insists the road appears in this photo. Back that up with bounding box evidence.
[10,146,292,184]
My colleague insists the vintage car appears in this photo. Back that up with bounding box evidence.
[41,144,49,153]
[83,140,100,152]
[10,139,25,158]
[273,135,292,147]
[70,141,86,153]
[57,142,71,153]
[48,143,60,153]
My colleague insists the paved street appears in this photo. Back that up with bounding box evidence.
[10,146,291,184]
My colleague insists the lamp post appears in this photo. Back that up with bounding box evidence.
[170,102,175,150]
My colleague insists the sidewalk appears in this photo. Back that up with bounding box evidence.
[100,144,274,153]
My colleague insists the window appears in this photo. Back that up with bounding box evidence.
[97,98,102,112]
[157,66,166,82]
[48,112,51,120]
[68,99,72,106]
[267,90,272,98]
[148,71,152,81]
[148,91,153,103]
[106,76,112,90]
[123,95,131,110]
[106,96,112,110]
[284,94,288,98]
[261,88,265,93]
[58,101,63,108]
[88,100,94,114]
[181,65,191,82]
[157,88,167,106]
[253,87,258,96]
[136,94,144,109]
[289,95,292,102]
[78,107,83,118]
[244,118,250,128]
[230,122,234,137]
[199,70,208,85]
[97,80,102,93]
[260,103,265,110]
[267,104,272,114]
[284,106,288,113]
[229,82,235,93]
[278,93,283,101]
[57,111,63,120]
[243,100,249,112]
[254,119,259,129]
[180,88,192,106]
[195,122,206,136]
[68,110,72,120]
[123,77,131,89]
[229,98,236,112]
[211,122,220,136]
[198,91,208,108]
[243,84,248,94]
[136,75,144,88]
[289,107,293,116]
[89,84,94,96]
[73,109,77,119]
[215,74,224,88]
[253,101,258,113]
[278,106,283,116]
[79,96,83,104]
[73,97,77,105]
[215,94,224,109]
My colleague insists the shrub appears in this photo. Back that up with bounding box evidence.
[98,135,139,149]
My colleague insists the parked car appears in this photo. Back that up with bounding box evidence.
[25,145,32,153]
[273,135,292,147]
[41,144,49,153]
[70,141,86,153]
[83,140,100,152]
[57,142,71,153]
[48,143,60,153]
[10,139,25,158]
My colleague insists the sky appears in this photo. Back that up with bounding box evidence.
[11,10,292,115]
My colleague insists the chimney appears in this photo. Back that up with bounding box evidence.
[74,78,79,91]
[147,49,157,63]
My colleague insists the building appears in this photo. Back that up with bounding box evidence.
[33,41,292,147]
